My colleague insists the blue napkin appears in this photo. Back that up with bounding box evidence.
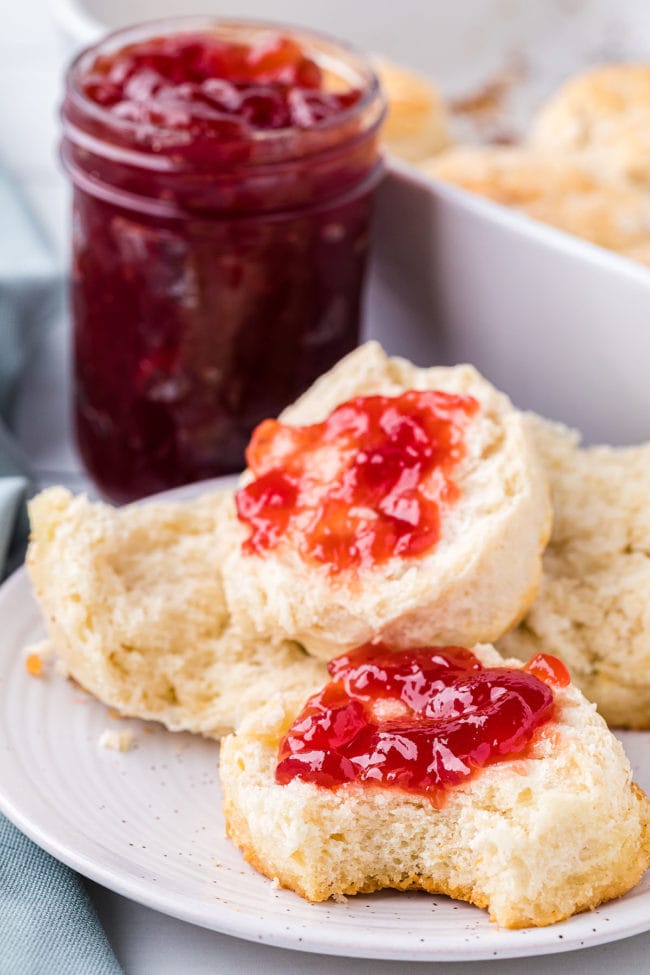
[0,824,123,975]
[0,169,123,975]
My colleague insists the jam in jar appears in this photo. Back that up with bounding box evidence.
[61,18,385,501]
[276,644,570,801]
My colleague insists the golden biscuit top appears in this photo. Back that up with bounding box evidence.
[423,145,650,258]
[530,64,650,189]
[375,57,450,162]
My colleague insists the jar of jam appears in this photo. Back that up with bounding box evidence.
[61,18,386,502]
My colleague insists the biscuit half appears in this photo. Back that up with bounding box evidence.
[27,487,326,738]
[498,416,650,729]
[223,342,552,659]
[220,643,650,928]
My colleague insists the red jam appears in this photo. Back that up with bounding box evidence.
[82,33,362,145]
[276,645,570,800]
[236,390,479,572]
[61,20,385,502]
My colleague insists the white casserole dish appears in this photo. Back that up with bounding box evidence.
[368,163,650,446]
[48,0,650,445]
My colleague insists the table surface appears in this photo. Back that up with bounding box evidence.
[4,0,650,971]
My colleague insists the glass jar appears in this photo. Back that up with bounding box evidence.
[61,18,386,502]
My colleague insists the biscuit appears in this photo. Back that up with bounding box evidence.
[375,58,450,162]
[498,416,650,728]
[26,487,326,738]
[530,64,650,190]
[222,342,551,659]
[422,145,650,263]
[220,642,650,927]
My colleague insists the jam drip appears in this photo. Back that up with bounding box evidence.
[236,391,479,572]
[82,33,362,140]
[276,644,570,799]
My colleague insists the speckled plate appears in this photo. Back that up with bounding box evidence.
[1,480,650,961]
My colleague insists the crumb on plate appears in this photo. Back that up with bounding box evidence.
[25,653,43,677]
[24,640,54,677]
[99,729,135,752]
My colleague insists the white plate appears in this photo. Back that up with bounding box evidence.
[1,480,650,962]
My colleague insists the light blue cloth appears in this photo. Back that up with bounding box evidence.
[0,824,123,975]
[0,169,123,974]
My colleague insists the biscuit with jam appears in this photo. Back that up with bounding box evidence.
[223,342,551,659]
[220,641,650,927]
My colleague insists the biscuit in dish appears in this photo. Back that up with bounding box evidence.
[220,642,650,927]
[529,64,650,190]
[422,145,650,263]
[375,58,450,162]
[498,416,650,729]
[26,487,326,738]
[222,341,551,659]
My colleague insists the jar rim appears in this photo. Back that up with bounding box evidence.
[64,14,385,156]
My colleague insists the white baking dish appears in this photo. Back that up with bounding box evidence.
[367,163,650,446]
[48,0,650,445]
